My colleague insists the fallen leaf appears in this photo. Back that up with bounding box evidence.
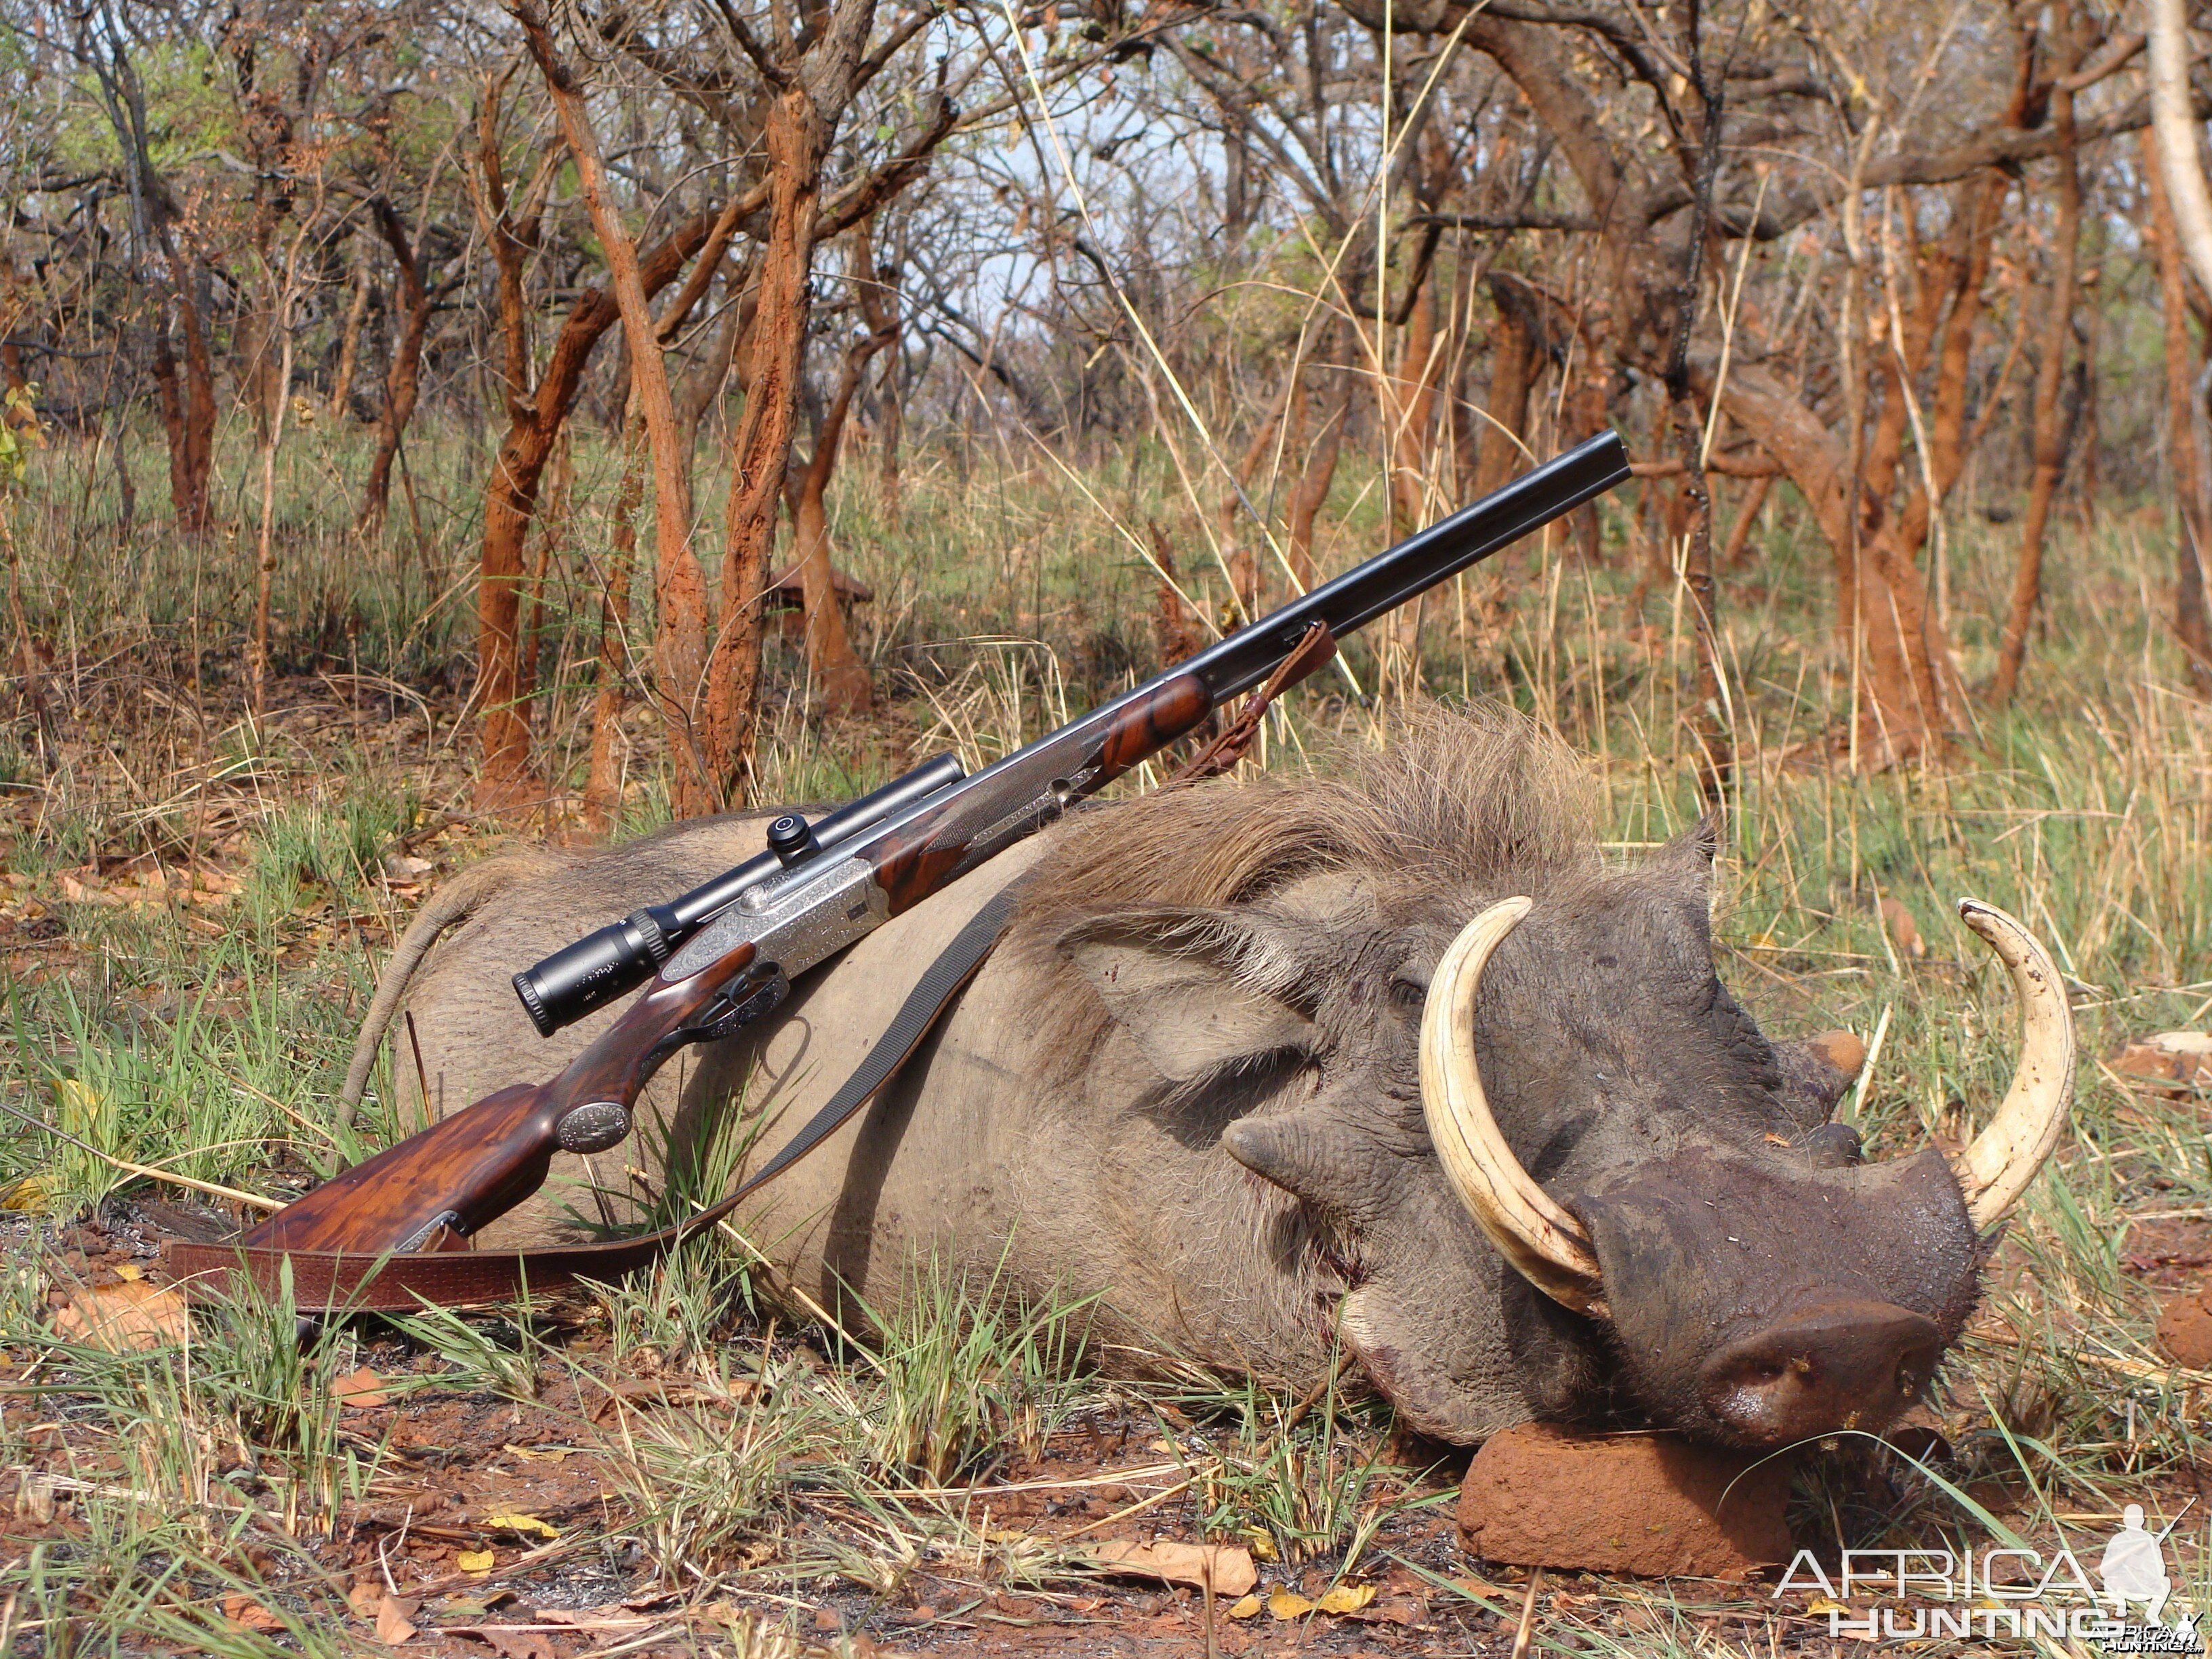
[500,1442,569,1462]
[52,1280,190,1351]
[468,1630,555,1659]
[112,1262,143,1281]
[375,1594,419,1645]
[479,1511,558,1540]
[1807,1597,1849,1616]
[0,1177,46,1214]
[1091,1538,1256,1597]
[1243,1526,1277,1561]
[222,1593,283,1633]
[1227,1595,1261,1620]
[2110,1031,2212,1093]
[60,874,123,907]
[331,1366,388,1408]
[383,854,434,880]
[1877,897,1925,958]
[1315,1583,1377,1614]
[1267,1588,1314,1620]
[457,1549,495,1574]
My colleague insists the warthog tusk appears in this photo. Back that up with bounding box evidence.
[1419,897,1607,1316]
[1954,898,2075,1230]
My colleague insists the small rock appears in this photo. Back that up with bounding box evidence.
[2157,1285,2212,1368]
[1458,1422,1795,1578]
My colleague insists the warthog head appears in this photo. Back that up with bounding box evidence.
[1033,708,2070,1447]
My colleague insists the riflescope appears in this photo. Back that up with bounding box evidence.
[512,752,966,1036]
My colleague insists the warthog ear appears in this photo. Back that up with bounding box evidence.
[1773,1029,1868,1128]
[1643,814,1720,882]
[1059,907,1316,1083]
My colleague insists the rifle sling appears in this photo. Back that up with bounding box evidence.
[165,886,1022,1314]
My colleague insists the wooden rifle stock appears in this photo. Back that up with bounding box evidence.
[241,941,760,1256]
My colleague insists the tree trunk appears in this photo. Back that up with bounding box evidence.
[1285,320,1349,588]
[1475,272,1542,496]
[1992,51,2084,708]
[359,199,431,533]
[472,209,724,809]
[708,87,825,800]
[249,323,295,714]
[855,219,905,523]
[583,404,647,838]
[1896,173,2005,559]
[1719,474,1771,571]
[792,293,893,716]
[2150,0,2212,302]
[152,278,216,533]
[2143,127,2212,694]
[1714,361,1948,756]
[1388,271,1441,541]
[327,250,373,422]
[674,258,748,462]
[527,7,717,817]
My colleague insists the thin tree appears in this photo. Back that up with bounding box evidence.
[520,1,718,814]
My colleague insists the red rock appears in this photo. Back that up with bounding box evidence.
[2157,1284,2212,1367]
[1458,1422,1795,1579]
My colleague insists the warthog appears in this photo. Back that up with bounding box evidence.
[346,708,2070,1446]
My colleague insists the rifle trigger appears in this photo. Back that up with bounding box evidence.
[693,963,790,1044]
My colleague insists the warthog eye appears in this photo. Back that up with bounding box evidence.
[1389,979,1424,1013]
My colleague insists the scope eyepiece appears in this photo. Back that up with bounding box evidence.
[511,905,678,1036]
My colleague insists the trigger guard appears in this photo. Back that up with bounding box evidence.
[695,965,790,1043]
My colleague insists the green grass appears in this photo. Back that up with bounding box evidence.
[3,414,2211,1646]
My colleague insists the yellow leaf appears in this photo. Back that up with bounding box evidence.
[0,1176,47,1213]
[1267,1588,1313,1620]
[54,1077,104,1124]
[457,1550,495,1574]
[480,1512,557,1540]
[1316,1583,1376,1615]
[1227,1595,1261,1620]
[1243,1527,1277,1562]
[1807,1597,1849,1616]
[114,1263,143,1281]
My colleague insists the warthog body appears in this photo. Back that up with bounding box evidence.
[350,710,2003,1446]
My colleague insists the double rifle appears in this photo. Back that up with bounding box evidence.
[181,433,1631,1300]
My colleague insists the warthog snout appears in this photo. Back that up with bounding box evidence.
[1699,1299,1943,1445]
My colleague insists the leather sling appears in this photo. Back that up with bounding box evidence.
[164,888,1021,1314]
